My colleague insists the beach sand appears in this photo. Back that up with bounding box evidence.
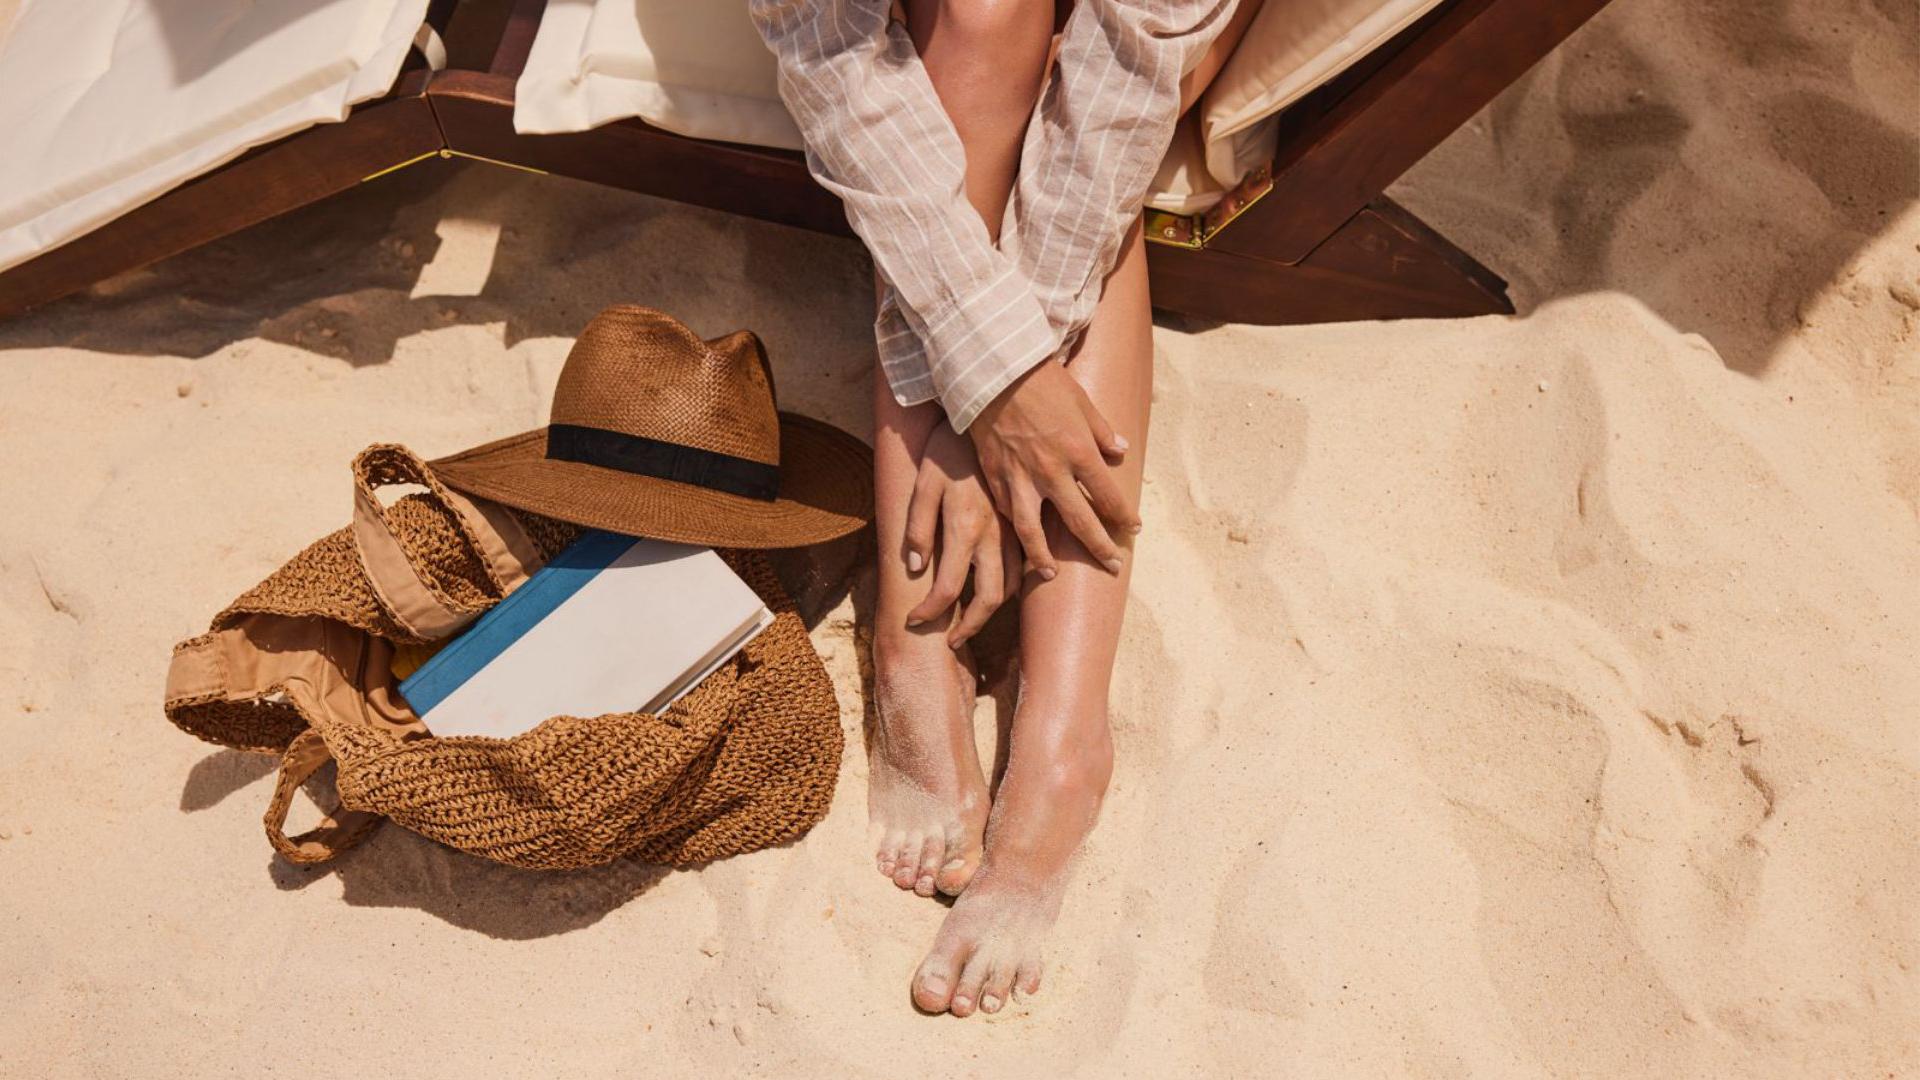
[1,0,1916,1075]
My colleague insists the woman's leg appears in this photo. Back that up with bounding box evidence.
[911,221,1152,1016]
[869,386,992,898]
[867,0,1056,899]
[905,0,1057,222]
[905,1,1268,1012]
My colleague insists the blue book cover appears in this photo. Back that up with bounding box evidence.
[398,529,635,717]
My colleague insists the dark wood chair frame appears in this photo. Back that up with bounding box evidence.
[0,0,1612,325]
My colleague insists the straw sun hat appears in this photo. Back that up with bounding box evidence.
[433,306,872,547]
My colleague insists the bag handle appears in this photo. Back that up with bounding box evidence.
[350,444,543,640]
[264,728,383,865]
[167,622,420,865]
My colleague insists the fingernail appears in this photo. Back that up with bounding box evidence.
[906,551,923,573]
[1038,566,1056,581]
[1104,557,1124,573]
[1112,434,1130,452]
[1130,522,1144,535]
[906,614,924,627]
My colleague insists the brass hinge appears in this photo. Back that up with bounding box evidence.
[1141,163,1275,250]
[1144,207,1202,249]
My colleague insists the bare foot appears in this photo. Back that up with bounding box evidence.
[911,706,1113,1016]
[868,627,990,897]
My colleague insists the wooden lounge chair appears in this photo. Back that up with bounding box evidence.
[0,0,1612,326]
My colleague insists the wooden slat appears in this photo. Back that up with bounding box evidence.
[0,81,444,321]
[1147,196,1512,325]
[429,71,854,238]
[1211,0,1612,265]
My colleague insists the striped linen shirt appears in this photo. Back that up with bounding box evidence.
[749,0,1237,430]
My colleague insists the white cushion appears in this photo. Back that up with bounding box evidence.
[513,0,1440,213]
[0,0,430,274]
[1195,0,1444,200]
[514,0,803,149]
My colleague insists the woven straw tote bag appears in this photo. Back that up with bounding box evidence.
[162,445,844,870]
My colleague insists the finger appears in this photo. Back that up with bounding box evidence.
[906,512,974,626]
[902,468,942,574]
[1046,476,1125,574]
[974,452,1012,517]
[1076,456,1141,535]
[947,536,1004,646]
[1079,393,1128,459]
[1009,485,1056,582]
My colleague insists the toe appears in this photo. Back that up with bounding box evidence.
[890,837,922,890]
[1014,959,1043,999]
[912,943,967,1014]
[948,953,993,1018]
[933,823,980,896]
[912,836,945,897]
[875,831,904,878]
[979,962,1016,1014]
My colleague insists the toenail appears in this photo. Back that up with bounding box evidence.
[921,975,947,995]
[941,858,966,871]
[980,994,1001,1012]
[952,995,971,1012]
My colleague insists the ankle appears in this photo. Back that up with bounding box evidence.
[872,628,955,689]
[1009,717,1114,804]
[980,727,1112,869]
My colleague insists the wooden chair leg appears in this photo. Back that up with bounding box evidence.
[1146,196,1513,325]
[1222,0,1613,265]
[0,79,443,321]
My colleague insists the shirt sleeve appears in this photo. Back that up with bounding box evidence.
[748,0,1060,430]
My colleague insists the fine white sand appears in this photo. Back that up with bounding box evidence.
[1,0,1916,1075]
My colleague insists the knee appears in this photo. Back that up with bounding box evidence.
[926,0,1053,53]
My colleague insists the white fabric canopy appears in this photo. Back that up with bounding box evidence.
[0,0,430,274]
[513,0,1444,215]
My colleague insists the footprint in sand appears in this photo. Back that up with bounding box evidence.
[1637,707,1776,899]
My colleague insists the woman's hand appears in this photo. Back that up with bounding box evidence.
[967,361,1140,579]
[902,421,1022,647]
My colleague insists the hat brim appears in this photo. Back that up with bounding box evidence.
[430,413,872,548]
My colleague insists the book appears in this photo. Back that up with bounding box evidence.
[397,530,773,739]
